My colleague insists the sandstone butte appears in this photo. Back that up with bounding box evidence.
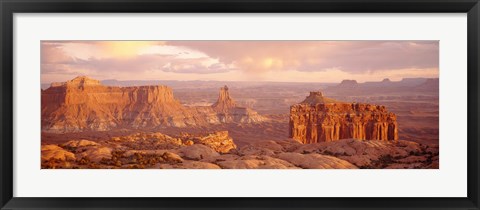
[41,76,265,133]
[289,91,398,144]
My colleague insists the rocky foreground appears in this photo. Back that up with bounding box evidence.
[42,131,438,169]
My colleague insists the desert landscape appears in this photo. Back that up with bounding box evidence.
[41,41,439,169]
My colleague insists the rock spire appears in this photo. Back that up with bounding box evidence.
[212,85,237,112]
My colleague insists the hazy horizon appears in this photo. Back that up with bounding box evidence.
[41,40,439,84]
[43,75,439,84]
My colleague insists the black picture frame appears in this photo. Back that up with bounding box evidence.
[1,0,479,209]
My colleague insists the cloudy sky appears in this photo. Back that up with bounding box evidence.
[41,41,439,84]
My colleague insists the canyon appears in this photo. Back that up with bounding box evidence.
[41,76,439,169]
[42,76,264,133]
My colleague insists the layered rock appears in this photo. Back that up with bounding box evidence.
[289,92,398,144]
[292,138,438,169]
[41,145,76,162]
[42,76,265,133]
[42,76,206,132]
[179,131,236,153]
[212,85,236,112]
[42,131,437,169]
[210,85,265,123]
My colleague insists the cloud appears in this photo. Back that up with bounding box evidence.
[160,58,237,74]
[43,41,166,60]
[41,42,76,64]
[41,41,237,81]
[168,41,439,74]
[41,40,439,83]
[71,55,235,74]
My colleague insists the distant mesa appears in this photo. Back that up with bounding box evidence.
[423,78,439,85]
[325,77,439,95]
[323,79,358,94]
[300,91,339,104]
[400,77,430,86]
[289,91,398,144]
[41,76,265,133]
[415,78,439,91]
[338,79,358,87]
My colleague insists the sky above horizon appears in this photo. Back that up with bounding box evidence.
[41,41,439,84]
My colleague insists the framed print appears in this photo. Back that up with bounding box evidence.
[1,0,479,209]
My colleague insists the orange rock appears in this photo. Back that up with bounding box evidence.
[210,85,266,123]
[41,145,76,161]
[190,131,237,153]
[212,85,237,112]
[42,77,265,133]
[289,92,398,143]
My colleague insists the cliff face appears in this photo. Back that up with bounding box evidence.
[42,76,265,133]
[289,92,398,144]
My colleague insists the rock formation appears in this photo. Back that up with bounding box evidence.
[210,85,265,123]
[337,79,358,88]
[41,145,75,162]
[42,76,265,133]
[179,131,236,153]
[42,133,437,169]
[325,80,359,94]
[381,78,391,83]
[300,91,338,104]
[292,138,438,169]
[212,85,237,112]
[415,78,439,91]
[289,92,398,144]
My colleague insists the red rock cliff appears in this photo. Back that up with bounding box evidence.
[289,92,398,144]
[42,77,265,133]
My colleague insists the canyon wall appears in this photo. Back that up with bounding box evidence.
[289,92,398,144]
[42,76,264,133]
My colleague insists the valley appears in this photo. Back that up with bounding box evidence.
[41,76,439,169]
